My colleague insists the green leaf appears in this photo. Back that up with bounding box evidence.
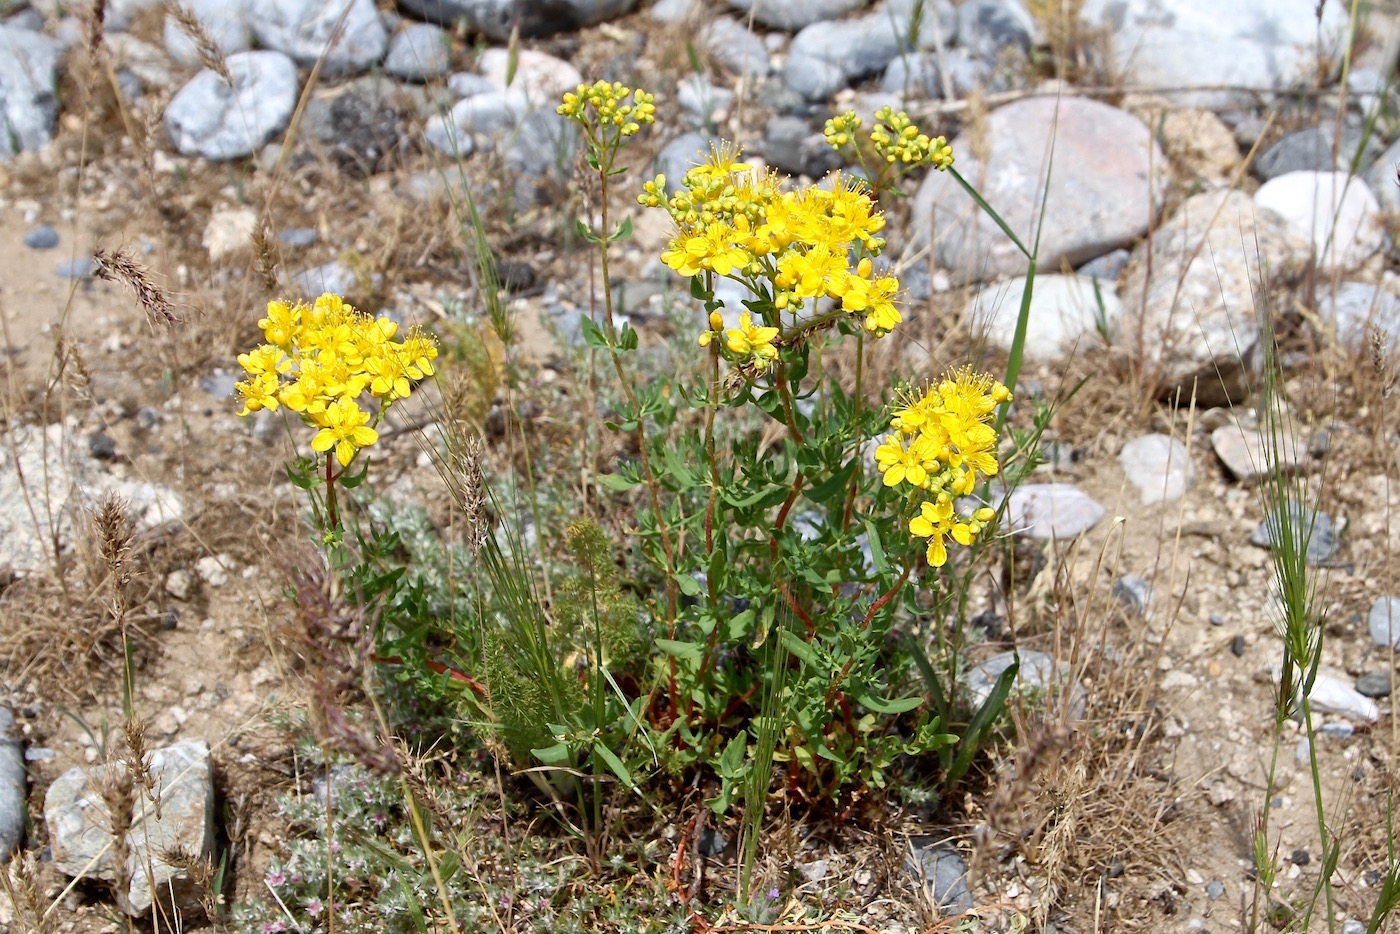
[690,276,709,301]
[575,218,600,244]
[863,519,891,574]
[718,734,747,776]
[806,459,856,502]
[676,573,703,597]
[285,466,316,490]
[337,459,370,489]
[598,472,641,492]
[580,314,611,349]
[655,638,703,661]
[608,215,634,242]
[947,657,1018,787]
[619,322,639,351]
[531,742,571,765]
[593,742,634,789]
[780,629,819,667]
[853,691,923,714]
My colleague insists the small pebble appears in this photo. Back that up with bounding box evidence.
[88,432,116,460]
[24,225,59,250]
[1206,880,1224,900]
[1291,849,1310,866]
[278,227,319,248]
[1355,671,1393,698]
[54,258,98,280]
[1231,635,1245,657]
[162,609,179,631]
[1210,613,1225,626]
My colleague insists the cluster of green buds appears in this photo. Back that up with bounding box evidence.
[824,106,955,171]
[557,80,655,139]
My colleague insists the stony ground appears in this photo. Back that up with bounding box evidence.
[2,0,1400,931]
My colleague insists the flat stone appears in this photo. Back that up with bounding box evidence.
[955,0,1035,57]
[1255,171,1387,272]
[1080,0,1349,108]
[1308,672,1379,722]
[384,23,451,81]
[726,0,864,31]
[1120,433,1193,504]
[1158,107,1241,183]
[45,739,215,914]
[0,24,59,159]
[165,50,299,161]
[1314,282,1400,354]
[0,707,22,862]
[910,97,1164,282]
[1368,596,1400,650]
[1211,425,1303,483]
[1356,671,1393,699]
[395,0,635,40]
[202,207,257,263]
[23,224,58,249]
[1007,483,1105,540]
[1255,126,1381,181]
[447,71,495,98]
[249,0,386,75]
[677,74,733,126]
[1120,190,1308,403]
[1249,504,1338,565]
[904,841,972,914]
[967,649,1087,719]
[963,273,1120,362]
[163,0,251,69]
[702,16,772,78]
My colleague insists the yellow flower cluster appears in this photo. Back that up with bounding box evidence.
[826,107,955,170]
[235,293,438,467]
[641,141,904,360]
[557,80,655,138]
[874,368,1010,567]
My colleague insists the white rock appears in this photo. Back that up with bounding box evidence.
[479,47,582,103]
[1368,596,1400,650]
[0,24,59,159]
[194,554,233,587]
[1255,171,1388,272]
[383,22,451,82]
[1308,672,1379,722]
[1314,281,1400,354]
[165,569,193,601]
[0,707,23,861]
[165,50,299,161]
[202,208,257,262]
[967,650,1087,719]
[249,0,386,75]
[963,274,1119,361]
[44,740,215,915]
[1119,434,1194,504]
[1210,425,1303,483]
[1007,483,1105,540]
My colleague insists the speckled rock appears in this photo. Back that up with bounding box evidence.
[1249,504,1338,566]
[479,47,582,101]
[0,707,22,862]
[163,0,251,69]
[45,740,215,914]
[702,16,772,77]
[384,23,451,81]
[165,51,299,161]
[1210,425,1304,483]
[0,24,59,159]
[910,97,1164,282]
[782,8,907,100]
[1120,434,1194,504]
[1119,189,1308,403]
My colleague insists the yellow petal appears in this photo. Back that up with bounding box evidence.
[927,535,947,567]
[311,429,335,453]
[909,516,934,537]
[335,440,355,466]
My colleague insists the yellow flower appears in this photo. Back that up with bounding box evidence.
[909,498,955,567]
[235,372,281,416]
[237,343,288,377]
[874,434,938,488]
[311,396,378,467]
[725,312,779,366]
[258,300,301,348]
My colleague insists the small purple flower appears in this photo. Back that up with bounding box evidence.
[261,921,287,933]
[306,899,323,917]
[266,870,287,888]
[371,812,387,830]
[330,840,341,854]
[499,893,512,910]
[768,887,781,901]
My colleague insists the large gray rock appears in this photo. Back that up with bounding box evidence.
[963,274,1120,362]
[0,24,59,159]
[1250,503,1338,566]
[44,740,215,915]
[967,649,1087,719]
[904,841,972,914]
[395,0,636,39]
[163,0,251,69]
[1080,0,1349,107]
[1007,483,1105,540]
[1119,189,1307,403]
[783,10,904,100]
[1314,282,1400,354]
[166,51,299,160]
[1255,126,1382,181]
[882,49,993,98]
[761,115,841,178]
[384,23,451,81]
[249,0,387,75]
[1255,171,1388,273]
[910,96,1164,283]
[954,0,1035,58]
[1120,433,1194,504]
[0,707,22,862]
[701,16,772,78]
[1211,425,1303,483]
[726,0,864,31]
[479,47,582,100]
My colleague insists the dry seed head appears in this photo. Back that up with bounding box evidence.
[54,329,94,404]
[1371,325,1395,398]
[92,493,133,585]
[92,248,181,328]
[170,4,233,87]
[251,218,281,293]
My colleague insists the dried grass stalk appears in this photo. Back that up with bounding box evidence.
[92,248,181,328]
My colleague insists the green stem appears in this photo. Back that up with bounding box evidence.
[1298,695,1337,934]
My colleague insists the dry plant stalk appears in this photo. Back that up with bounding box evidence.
[1,851,54,934]
[51,330,93,405]
[99,748,136,917]
[169,4,233,86]
[251,218,282,294]
[159,846,223,926]
[92,248,181,328]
